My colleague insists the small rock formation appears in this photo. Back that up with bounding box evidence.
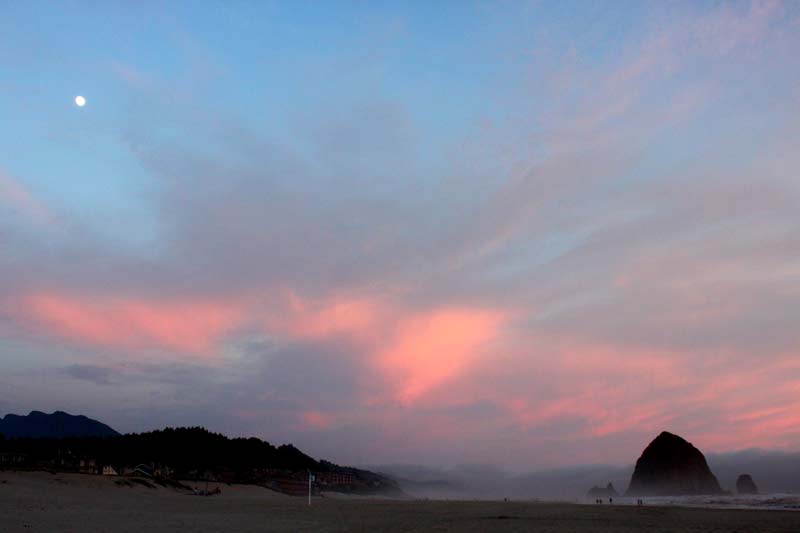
[736,474,758,494]
[587,482,618,498]
[625,431,724,496]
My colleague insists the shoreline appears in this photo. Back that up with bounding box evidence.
[3,470,800,532]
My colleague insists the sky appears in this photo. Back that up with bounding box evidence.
[1,0,799,471]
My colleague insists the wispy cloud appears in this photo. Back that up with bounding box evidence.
[0,170,51,224]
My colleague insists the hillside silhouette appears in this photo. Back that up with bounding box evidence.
[0,411,119,439]
[0,417,400,495]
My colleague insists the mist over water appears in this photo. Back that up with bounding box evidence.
[375,450,800,501]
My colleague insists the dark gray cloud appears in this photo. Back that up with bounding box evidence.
[63,364,114,386]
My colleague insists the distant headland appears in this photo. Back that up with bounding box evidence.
[0,410,401,497]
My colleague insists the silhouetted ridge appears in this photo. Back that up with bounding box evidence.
[0,424,400,495]
[0,411,119,439]
[626,431,723,496]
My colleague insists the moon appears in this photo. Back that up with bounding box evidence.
[74,95,86,107]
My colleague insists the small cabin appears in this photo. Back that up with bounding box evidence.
[0,452,28,465]
[79,459,98,474]
[130,464,154,478]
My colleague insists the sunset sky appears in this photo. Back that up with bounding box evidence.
[1,1,799,470]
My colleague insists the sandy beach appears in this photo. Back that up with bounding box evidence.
[1,471,799,532]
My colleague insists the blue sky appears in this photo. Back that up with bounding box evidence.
[1,1,646,208]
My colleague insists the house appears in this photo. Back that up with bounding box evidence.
[153,466,173,478]
[79,459,97,474]
[102,466,119,476]
[317,470,356,486]
[130,464,154,478]
[270,475,309,496]
[0,452,28,465]
[122,464,154,478]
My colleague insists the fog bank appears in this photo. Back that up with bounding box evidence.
[374,450,800,500]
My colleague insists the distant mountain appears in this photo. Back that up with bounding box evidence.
[0,411,119,439]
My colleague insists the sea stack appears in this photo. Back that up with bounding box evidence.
[736,474,758,494]
[625,431,723,496]
[587,482,618,499]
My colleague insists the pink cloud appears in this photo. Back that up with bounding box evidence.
[501,359,680,439]
[266,292,385,343]
[259,292,509,404]
[16,287,510,408]
[12,283,798,464]
[299,410,333,430]
[490,339,800,458]
[20,292,243,357]
[378,308,506,404]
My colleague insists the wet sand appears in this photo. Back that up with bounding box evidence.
[1,471,798,532]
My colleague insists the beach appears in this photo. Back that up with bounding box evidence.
[1,471,799,532]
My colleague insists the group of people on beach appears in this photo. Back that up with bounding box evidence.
[593,498,645,506]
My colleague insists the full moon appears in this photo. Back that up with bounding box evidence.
[74,95,86,107]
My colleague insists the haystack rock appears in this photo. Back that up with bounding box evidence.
[736,474,758,494]
[587,482,618,499]
[625,431,723,496]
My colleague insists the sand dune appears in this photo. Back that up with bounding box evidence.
[1,471,799,532]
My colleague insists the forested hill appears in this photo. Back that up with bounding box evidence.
[0,426,401,495]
